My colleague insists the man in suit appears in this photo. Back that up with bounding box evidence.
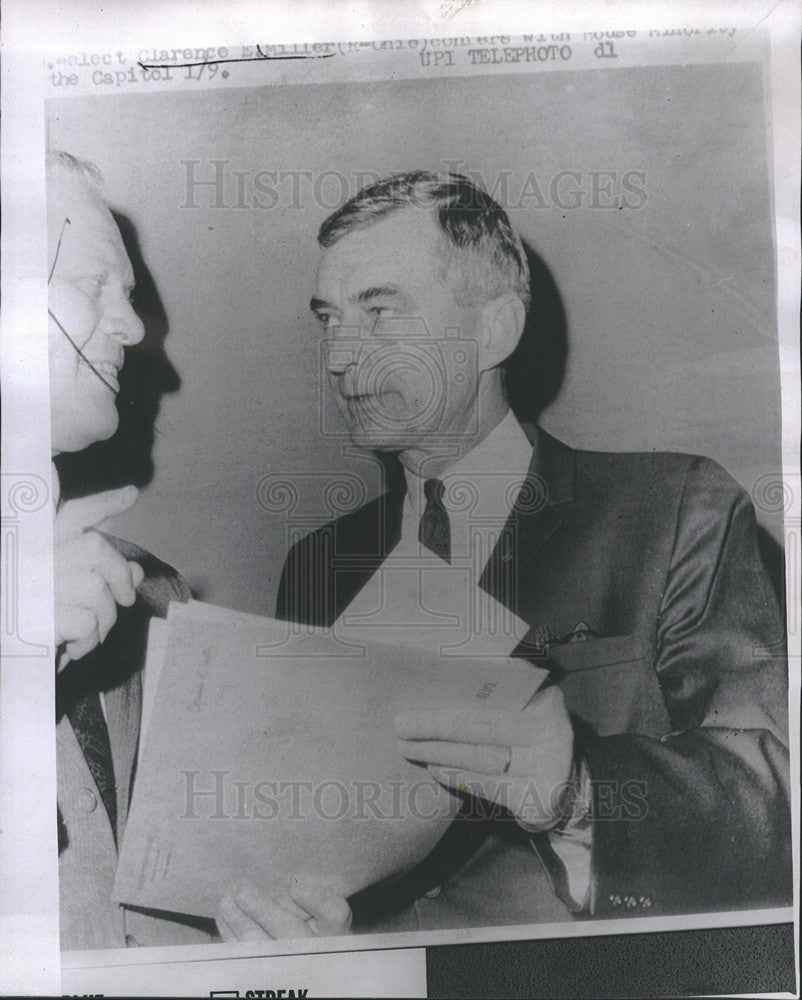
[50,151,350,949]
[49,149,219,950]
[266,170,790,931]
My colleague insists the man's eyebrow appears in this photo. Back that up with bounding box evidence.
[310,287,408,313]
[356,286,404,303]
[309,296,333,313]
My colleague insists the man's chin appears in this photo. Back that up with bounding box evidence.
[346,425,410,452]
[55,414,119,454]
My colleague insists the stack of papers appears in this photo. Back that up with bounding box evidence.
[113,599,547,919]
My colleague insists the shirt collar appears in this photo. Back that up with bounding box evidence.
[403,408,535,522]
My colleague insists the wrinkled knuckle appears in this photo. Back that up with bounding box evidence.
[85,529,106,552]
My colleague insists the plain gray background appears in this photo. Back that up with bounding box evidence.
[48,62,782,615]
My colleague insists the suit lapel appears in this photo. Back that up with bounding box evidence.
[329,484,405,623]
[328,429,575,626]
[478,425,576,620]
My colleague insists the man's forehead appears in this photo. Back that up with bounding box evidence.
[316,207,442,293]
[48,178,131,269]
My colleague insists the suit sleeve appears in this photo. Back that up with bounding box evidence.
[101,532,193,615]
[578,458,791,916]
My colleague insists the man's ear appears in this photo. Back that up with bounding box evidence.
[477,292,526,372]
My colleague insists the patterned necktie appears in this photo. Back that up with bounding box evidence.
[67,691,118,841]
[419,478,451,563]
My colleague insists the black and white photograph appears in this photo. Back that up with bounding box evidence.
[1,2,799,997]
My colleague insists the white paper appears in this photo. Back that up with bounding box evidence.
[117,600,547,918]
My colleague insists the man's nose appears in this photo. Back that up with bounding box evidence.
[324,322,363,376]
[101,295,146,347]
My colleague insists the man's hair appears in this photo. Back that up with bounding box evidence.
[318,171,531,309]
[46,149,105,196]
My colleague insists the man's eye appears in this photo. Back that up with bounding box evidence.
[316,312,337,329]
[75,276,104,298]
[369,307,395,319]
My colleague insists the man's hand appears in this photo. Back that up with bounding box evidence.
[55,486,144,668]
[216,878,352,942]
[395,685,575,832]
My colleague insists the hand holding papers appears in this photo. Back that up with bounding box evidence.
[395,684,576,833]
[216,876,353,943]
[114,598,548,920]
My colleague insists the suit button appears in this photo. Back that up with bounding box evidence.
[125,934,139,947]
[77,789,98,813]
[423,885,442,899]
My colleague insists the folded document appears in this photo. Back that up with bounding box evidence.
[113,599,547,918]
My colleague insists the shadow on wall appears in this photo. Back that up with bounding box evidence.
[503,241,568,426]
[55,212,181,499]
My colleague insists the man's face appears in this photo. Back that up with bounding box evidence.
[311,208,483,453]
[47,175,144,454]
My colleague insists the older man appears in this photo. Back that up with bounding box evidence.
[266,171,790,932]
[49,151,349,949]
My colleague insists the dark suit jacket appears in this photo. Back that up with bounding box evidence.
[276,426,791,926]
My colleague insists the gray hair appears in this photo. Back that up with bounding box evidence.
[318,170,531,309]
[46,149,105,196]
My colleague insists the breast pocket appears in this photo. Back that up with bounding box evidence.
[547,635,670,738]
